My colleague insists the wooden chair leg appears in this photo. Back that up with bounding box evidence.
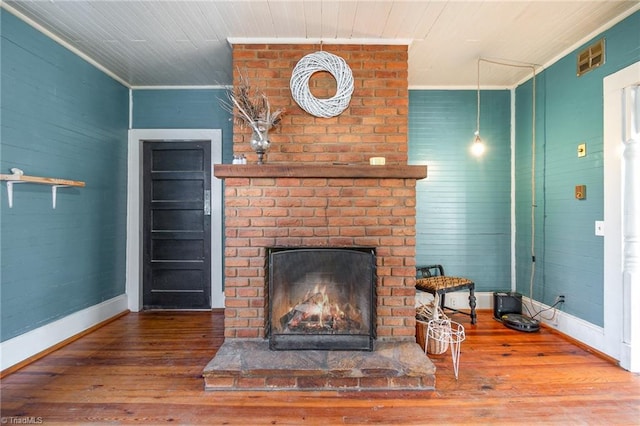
[469,287,477,324]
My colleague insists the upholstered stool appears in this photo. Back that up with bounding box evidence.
[416,265,477,324]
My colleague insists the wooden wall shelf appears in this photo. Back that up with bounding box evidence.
[0,173,85,208]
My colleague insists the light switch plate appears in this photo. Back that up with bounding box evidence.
[595,221,604,236]
[578,143,586,157]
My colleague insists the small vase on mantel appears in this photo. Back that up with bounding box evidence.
[249,120,271,165]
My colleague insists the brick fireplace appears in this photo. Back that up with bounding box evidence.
[202,43,434,391]
[215,164,426,341]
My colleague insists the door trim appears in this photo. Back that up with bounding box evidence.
[604,61,640,371]
[126,129,223,311]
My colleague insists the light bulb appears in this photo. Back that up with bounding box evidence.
[471,132,485,156]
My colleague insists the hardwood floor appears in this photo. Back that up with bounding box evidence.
[1,310,639,425]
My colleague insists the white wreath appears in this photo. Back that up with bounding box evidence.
[290,51,354,118]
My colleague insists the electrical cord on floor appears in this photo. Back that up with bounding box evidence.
[522,298,564,322]
[531,301,562,319]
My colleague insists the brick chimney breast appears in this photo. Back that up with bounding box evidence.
[231,44,408,165]
[218,43,424,344]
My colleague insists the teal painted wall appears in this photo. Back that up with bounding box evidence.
[0,10,129,341]
[2,4,636,344]
[515,11,640,326]
[132,89,233,162]
[409,90,512,292]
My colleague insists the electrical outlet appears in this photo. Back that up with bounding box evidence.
[556,295,565,304]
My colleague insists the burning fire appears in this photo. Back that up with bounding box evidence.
[282,284,362,333]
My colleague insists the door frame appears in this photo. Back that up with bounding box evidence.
[127,129,223,311]
[604,61,640,371]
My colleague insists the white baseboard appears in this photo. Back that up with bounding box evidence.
[0,294,129,372]
[524,297,608,356]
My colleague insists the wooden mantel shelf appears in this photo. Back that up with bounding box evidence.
[213,164,427,180]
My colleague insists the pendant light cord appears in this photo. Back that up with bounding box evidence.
[477,58,553,318]
[476,59,481,134]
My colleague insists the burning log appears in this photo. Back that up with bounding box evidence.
[279,286,363,333]
[280,291,326,329]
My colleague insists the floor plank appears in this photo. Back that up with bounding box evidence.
[1,310,639,425]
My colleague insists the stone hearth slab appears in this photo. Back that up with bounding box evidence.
[202,339,436,391]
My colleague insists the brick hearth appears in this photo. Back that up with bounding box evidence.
[204,341,435,391]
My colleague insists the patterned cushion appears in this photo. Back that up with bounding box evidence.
[415,276,473,292]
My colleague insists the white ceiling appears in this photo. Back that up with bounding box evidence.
[3,1,639,89]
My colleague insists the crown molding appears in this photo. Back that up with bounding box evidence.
[227,37,413,46]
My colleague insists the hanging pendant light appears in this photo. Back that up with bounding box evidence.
[472,131,485,156]
[471,58,486,157]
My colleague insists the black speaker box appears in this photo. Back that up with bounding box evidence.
[493,292,522,320]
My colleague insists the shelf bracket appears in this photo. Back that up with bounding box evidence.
[6,181,27,208]
[5,182,73,209]
[52,185,70,209]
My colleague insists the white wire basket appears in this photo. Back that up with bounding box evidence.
[417,300,448,353]
[425,318,451,355]
[425,319,466,379]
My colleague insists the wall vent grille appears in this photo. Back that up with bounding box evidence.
[577,38,605,77]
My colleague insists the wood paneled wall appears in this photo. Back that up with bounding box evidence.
[0,10,129,342]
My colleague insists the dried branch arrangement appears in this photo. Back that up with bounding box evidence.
[221,71,285,132]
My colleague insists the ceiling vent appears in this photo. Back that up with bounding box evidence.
[577,38,605,77]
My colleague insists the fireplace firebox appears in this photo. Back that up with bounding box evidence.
[267,247,376,351]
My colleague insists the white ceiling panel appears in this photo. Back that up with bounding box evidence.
[381,1,431,40]
[266,1,305,38]
[350,1,393,38]
[3,0,638,88]
[303,1,325,39]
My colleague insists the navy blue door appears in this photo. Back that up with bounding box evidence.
[142,141,211,309]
